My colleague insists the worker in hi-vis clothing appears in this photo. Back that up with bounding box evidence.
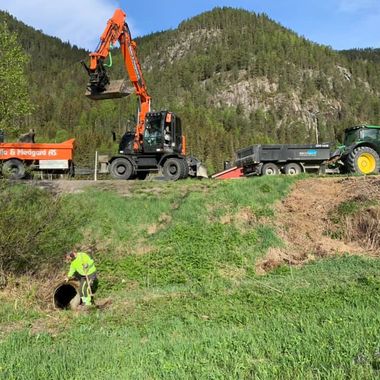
[65,250,97,306]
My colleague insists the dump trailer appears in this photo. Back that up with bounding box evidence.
[236,144,332,176]
[0,138,75,179]
[232,125,380,177]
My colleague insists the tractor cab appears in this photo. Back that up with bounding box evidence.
[344,125,380,150]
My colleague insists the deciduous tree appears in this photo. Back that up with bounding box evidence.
[0,22,33,134]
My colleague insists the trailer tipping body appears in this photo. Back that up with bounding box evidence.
[236,143,331,176]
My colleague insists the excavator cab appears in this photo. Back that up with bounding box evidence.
[118,111,184,155]
[143,111,184,155]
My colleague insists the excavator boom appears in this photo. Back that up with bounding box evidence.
[84,8,151,151]
[82,7,207,181]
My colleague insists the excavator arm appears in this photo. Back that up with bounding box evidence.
[83,8,151,151]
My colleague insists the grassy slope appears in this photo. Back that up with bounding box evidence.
[1,177,380,379]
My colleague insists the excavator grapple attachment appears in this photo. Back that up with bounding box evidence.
[85,79,132,100]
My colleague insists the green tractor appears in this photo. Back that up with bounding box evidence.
[338,125,380,175]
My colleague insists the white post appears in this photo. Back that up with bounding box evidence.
[315,126,319,145]
[94,151,98,181]
[314,112,319,144]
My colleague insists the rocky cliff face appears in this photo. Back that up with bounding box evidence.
[137,8,380,147]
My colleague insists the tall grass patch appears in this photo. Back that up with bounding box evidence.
[328,196,380,250]
[0,182,87,274]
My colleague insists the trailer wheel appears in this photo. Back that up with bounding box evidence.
[261,163,280,176]
[109,158,134,180]
[163,158,182,181]
[2,159,26,179]
[346,146,380,175]
[284,163,302,175]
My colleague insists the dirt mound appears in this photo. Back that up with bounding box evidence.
[343,207,380,250]
[257,176,380,273]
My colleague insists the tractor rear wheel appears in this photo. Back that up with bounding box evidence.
[2,159,26,180]
[346,147,380,175]
[262,163,280,176]
[109,158,135,180]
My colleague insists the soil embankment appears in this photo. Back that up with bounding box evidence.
[257,176,380,273]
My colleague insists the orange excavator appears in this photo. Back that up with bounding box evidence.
[82,8,207,180]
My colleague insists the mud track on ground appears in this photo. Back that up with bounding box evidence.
[34,179,215,197]
[257,176,380,273]
[36,180,138,196]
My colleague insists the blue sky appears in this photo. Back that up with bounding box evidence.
[1,0,380,51]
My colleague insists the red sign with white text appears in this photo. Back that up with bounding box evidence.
[0,139,75,161]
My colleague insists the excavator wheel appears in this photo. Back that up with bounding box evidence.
[109,158,135,180]
[179,159,189,179]
[346,146,380,175]
[163,158,183,181]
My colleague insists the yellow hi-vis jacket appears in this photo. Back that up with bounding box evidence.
[67,252,96,278]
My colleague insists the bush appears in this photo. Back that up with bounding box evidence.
[0,181,86,274]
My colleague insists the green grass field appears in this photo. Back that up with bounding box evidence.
[1,177,380,379]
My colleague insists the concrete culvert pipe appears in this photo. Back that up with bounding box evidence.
[53,281,81,310]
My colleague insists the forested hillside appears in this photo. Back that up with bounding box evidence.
[342,48,380,64]
[2,7,380,171]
